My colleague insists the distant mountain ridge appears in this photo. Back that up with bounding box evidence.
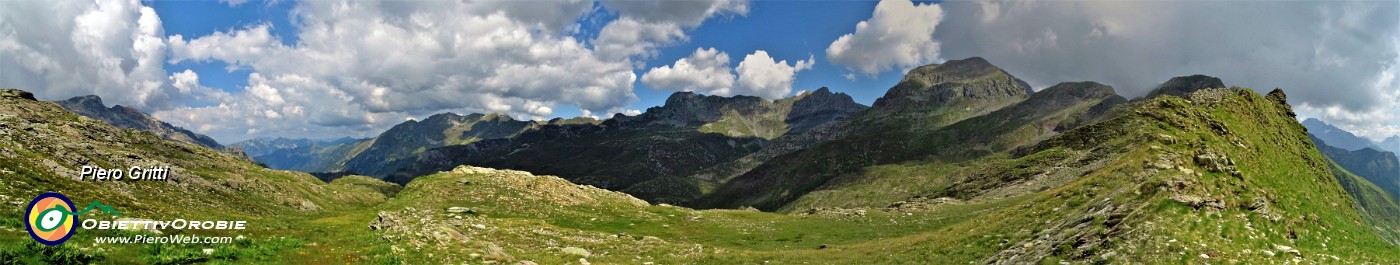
[231,137,364,157]
[1303,118,1383,151]
[387,87,869,202]
[55,95,223,149]
[231,137,371,173]
[1313,135,1400,203]
[231,113,546,176]
[1381,136,1400,154]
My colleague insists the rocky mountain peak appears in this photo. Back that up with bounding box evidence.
[546,116,600,125]
[1036,81,1118,99]
[480,112,515,122]
[664,91,701,105]
[1301,118,1326,127]
[1144,74,1225,99]
[788,87,866,119]
[638,91,767,127]
[902,57,995,80]
[870,57,1034,124]
[61,94,105,109]
[424,112,466,122]
[898,57,1027,92]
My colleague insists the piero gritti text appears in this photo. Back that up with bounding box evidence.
[80,165,171,181]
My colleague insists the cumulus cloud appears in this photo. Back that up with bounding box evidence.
[931,0,1399,139]
[593,0,747,60]
[219,0,249,7]
[826,0,944,76]
[162,1,635,140]
[166,69,232,104]
[153,0,750,142]
[0,0,180,109]
[642,48,812,99]
[735,51,813,99]
[600,0,748,26]
[2,0,749,142]
[592,17,687,60]
[640,47,736,94]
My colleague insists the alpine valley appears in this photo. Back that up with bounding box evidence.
[3,57,1399,264]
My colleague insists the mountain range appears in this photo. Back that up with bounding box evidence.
[228,113,564,177]
[388,87,867,204]
[54,95,224,150]
[5,57,1400,263]
[1303,118,1386,151]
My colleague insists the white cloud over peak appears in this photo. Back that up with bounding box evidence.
[826,0,944,76]
[642,48,812,99]
[639,48,736,94]
[153,0,751,142]
[3,0,748,142]
[161,1,631,140]
[735,51,813,99]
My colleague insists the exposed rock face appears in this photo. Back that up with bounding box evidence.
[1302,118,1382,151]
[0,88,35,100]
[1143,74,1226,99]
[54,95,223,150]
[788,88,867,121]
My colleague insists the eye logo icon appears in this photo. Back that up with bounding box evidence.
[26,192,77,246]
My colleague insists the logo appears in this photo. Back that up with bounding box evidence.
[26,192,77,246]
[24,192,121,245]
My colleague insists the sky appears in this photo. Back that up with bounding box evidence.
[1,0,1397,144]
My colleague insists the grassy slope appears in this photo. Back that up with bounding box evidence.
[0,92,397,264]
[1330,161,1400,245]
[695,103,790,140]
